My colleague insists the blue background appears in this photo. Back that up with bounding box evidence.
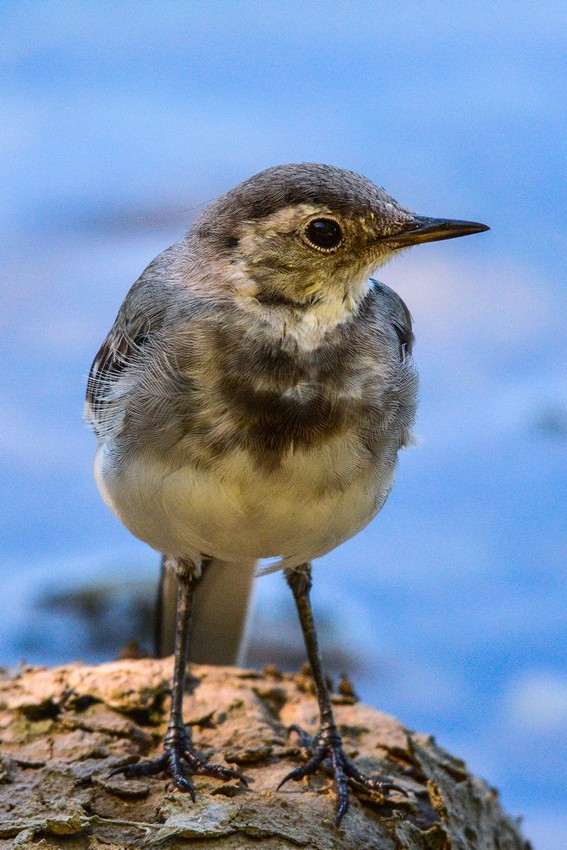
[1,3,566,846]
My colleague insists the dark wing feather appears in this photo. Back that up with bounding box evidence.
[84,274,168,436]
[86,325,149,419]
[369,278,414,359]
[392,310,414,358]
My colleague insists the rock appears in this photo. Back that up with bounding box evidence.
[0,660,530,849]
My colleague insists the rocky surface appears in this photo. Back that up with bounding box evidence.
[0,659,530,849]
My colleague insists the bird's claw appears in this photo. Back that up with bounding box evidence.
[278,724,407,826]
[109,727,248,796]
[285,723,315,749]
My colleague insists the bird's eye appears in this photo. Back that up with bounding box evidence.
[304,218,343,252]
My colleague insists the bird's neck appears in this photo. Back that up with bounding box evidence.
[234,280,371,353]
[173,245,372,353]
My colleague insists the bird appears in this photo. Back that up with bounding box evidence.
[85,163,489,824]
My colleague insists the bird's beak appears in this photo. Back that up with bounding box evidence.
[383,215,490,248]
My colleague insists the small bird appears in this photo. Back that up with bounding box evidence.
[85,163,488,824]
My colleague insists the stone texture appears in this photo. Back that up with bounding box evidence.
[0,660,530,849]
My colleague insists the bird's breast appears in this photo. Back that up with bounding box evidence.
[94,303,415,566]
[96,428,396,569]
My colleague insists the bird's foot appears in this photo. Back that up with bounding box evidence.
[109,726,248,799]
[278,724,407,826]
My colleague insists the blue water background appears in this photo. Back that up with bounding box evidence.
[1,3,566,846]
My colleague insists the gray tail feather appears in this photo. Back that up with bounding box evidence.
[155,556,257,665]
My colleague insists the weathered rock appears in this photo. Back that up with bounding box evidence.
[0,660,530,849]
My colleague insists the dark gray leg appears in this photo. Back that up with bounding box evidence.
[279,563,406,825]
[111,558,246,797]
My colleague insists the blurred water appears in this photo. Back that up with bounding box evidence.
[1,3,566,847]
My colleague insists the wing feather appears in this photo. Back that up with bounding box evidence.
[369,278,414,359]
[84,277,166,436]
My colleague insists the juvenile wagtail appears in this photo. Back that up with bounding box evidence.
[85,163,488,823]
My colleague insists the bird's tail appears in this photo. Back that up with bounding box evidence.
[154,557,256,665]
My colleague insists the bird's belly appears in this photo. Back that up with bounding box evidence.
[95,439,396,570]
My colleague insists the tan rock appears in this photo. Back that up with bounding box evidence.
[0,660,530,849]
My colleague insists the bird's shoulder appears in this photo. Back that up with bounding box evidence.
[365,278,414,357]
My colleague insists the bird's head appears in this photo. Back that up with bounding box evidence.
[186,163,488,312]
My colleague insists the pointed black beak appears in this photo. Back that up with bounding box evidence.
[384,215,490,248]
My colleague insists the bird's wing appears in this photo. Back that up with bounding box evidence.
[84,280,167,438]
[370,278,414,358]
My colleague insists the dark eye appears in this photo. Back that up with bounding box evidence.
[304,218,343,252]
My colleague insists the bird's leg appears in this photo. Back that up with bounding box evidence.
[110,557,247,797]
[279,563,406,825]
